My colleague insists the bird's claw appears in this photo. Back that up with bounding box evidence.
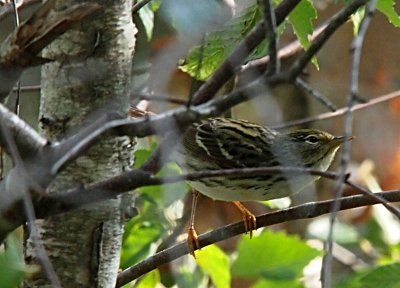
[187,227,201,258]
[243,210,257,238]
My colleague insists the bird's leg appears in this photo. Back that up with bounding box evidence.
[232,201,257,238]
[187,190,201,257]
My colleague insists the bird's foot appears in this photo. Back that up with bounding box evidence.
[187,227,201,258]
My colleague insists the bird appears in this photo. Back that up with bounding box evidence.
[175,117,353,256]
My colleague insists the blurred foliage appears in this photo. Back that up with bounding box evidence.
[0,232,38,288]
[121,142,188,269]
[137,0,162,40]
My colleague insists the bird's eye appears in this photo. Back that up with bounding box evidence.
[305,136,319,144]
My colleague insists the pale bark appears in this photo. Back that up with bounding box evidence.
[25,1,136,287]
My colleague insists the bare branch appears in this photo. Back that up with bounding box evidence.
[0,103,47,158]
[0,119,61,287]
[295,78,338,111]
[261,0,279,75]
[33,166,391,219]
[132,0,153,15]
[272,90,400,129]
[322,1,378,286]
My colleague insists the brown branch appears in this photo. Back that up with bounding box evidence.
[241,24,326,72]
[115,189,400,287]
[34,165,399,221]
[260,0,279,75]
[272,90,400,129]
[322,0,379,286]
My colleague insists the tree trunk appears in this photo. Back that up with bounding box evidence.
[25,1,136,287]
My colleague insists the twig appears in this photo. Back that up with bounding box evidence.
[295,78,338,111]
[132,0,153,15]
[140,131,185,173]
[137,94,188,105]
[12,84,41,92]
[286,0,369,81]
[0,0,41,22]
[0,119,61,288]
[272,90,400,129]
[115,189,400,287]
[261,0,279,75]
[322,0,377,287]
[241,24,327,72]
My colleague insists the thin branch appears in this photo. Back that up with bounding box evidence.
[115,189,400,287]
[0,0,41,22]
[0,119,61,288]
[286,0,369,81]
[132,0,153,15]
[0,103,47,158]
[32,166,382,220]
[192,0,302,105]
[295,78,338,111]
[241,24,327,72]
[140,131,185,173]
[137,94,188,105]
[322,1,377,286]
[12,84,41,92]
[272,89,400,129]
[261,0,279,75]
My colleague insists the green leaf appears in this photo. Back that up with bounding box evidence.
[136,269,160,288]
[196,245,231,288]
[0,233,38,288]
[333,270,366,288]
[133,142,189,207]
[136,0,161,41]
[351,8,365,35]
[377,0,400,27]
[133,141,158,168]
[288,0,319,69]
[121,142,189,268]
[176,266,205,288]
[139,4,155,41]
[360,263,400,288]
[180,4,263,80]
[231,230,321,280]
[250,278,304,288]
[120,220,165,268]
[365,217,391,256]
[259,197,291,209]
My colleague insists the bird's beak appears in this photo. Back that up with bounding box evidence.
[329,135,355,148]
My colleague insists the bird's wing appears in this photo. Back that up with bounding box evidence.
[182,118,278,168]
